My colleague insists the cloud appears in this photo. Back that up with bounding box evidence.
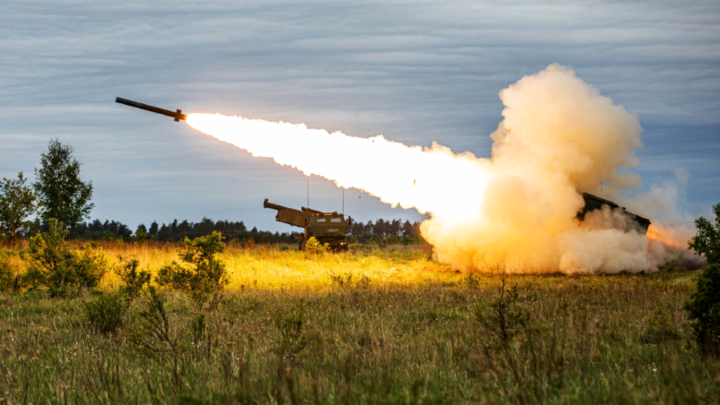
[1,0,719,230]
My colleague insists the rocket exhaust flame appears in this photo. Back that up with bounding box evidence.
[184,64,697,274]
[186,113,491,222]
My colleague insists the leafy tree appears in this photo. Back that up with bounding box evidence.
[24,218,107,292]
[0,171,38,244]
[684,264,720,354]
[402,220,415,237]
[134,224,148,242]
[34,138,94,231]
[156,231,228,294]
[689,203,720,264]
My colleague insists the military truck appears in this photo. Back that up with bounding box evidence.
[577,193,651,234]
[263,199,349,252]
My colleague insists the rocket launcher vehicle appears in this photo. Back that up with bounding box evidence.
[263,199,349,252]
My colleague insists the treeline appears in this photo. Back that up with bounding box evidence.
[1,138,425,246]
[71,218,303,244]
[68,217,425,244]
[348,218,422,244]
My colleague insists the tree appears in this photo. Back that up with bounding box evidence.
[684,264,720,354]
[134,224,148,242]
[34,139,94,231]
[148,221,159,238]
[689,203,720,264]
[401,220,415,237]
[0,172,38,244]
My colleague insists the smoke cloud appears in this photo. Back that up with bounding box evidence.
[187,63,698,274]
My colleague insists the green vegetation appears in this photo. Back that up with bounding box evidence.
[115,256,151,298]
[304,236,329,254]
[156,231,228,295]
[684,264,720,354]
[34,138,94,231]
[23,218,108,293]
[0,171,37,245]
[83,291,127,336]
[689,202,720,264]
[0,241,718,404]
[1,139,718,402]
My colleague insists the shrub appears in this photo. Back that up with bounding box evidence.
[304,237,328,255]
[73,244,110,288]
[684,264,720,354]
[115,257,151,298]
[156,231,228,294]
[475,279,528,345]
[689,202,720,264]
[464,272,481,289]
[0,254,22,292]
[330,273,353,288]
[24,219,108,291]
[128,287,173,353]
[84,292,127,336]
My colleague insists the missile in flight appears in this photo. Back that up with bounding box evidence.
[115,97,187,122]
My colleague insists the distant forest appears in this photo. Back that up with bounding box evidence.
[66,217,424,244]
[1,138,425,245]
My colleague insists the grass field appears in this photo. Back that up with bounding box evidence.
[0,242,718,404]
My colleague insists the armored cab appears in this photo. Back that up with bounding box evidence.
[263,199,349,252]
[577,193,651,234]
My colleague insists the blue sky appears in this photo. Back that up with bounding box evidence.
[1,0,719,232]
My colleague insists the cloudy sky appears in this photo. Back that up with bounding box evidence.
[1,0,719,232]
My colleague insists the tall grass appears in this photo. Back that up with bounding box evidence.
[0,242,717,404]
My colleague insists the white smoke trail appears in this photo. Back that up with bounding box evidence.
[186,63,693,274]
[186,112,492,224]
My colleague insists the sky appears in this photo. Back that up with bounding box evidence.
[1,0,719,233]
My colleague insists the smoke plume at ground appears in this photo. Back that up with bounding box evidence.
[187,63,700,274]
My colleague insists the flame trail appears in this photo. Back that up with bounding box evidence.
[186,64,692,274]
[186,113,492,224]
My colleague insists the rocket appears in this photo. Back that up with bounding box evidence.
[115,97,186,122]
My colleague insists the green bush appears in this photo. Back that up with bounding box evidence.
[24,219,108,292]
[115,257,151,298]
[689,203,720,264]
[304,237,328,255]
[464,272,481,289]
[684,264,720,354]
[84,292,127,336]
[156,231,228,294]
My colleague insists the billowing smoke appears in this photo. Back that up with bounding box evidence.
[186,63,697,274]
